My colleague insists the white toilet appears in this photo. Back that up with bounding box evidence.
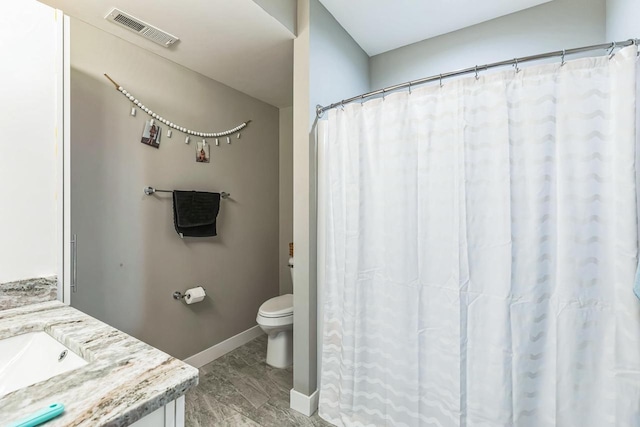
[257,293,293,368]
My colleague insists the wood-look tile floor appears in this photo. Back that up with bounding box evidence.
[186,335,333,427]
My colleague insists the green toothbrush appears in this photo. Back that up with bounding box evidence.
[8,403,65,427]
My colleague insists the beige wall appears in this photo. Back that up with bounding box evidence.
[293,0,314,396]
[252,0,297,35]
[70,18,280,360]
[279,106,294,295]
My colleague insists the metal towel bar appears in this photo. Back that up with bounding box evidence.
[144,186,230,199]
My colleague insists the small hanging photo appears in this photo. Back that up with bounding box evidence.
[141,120,161,149]
[196,141,210,163]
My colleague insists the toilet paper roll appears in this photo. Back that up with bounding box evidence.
[185,286,206,304]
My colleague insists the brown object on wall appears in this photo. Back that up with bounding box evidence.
[289,242,294,258]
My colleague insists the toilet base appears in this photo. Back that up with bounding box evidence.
[266,329,293,369]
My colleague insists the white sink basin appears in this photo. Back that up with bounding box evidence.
[0,331,87,398]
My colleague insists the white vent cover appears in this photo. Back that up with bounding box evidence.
[105,8,179,48]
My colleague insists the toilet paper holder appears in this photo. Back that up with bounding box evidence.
[173,288,206,300]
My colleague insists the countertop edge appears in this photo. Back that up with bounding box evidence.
[0,301,200,427]
[107,368,199,427]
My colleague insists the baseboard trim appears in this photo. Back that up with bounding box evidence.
[183,325,264,368]
[290,388,319,417]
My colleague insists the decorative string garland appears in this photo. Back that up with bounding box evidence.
[104,74,251,144]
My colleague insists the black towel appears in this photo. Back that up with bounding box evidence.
[173,191,221,237]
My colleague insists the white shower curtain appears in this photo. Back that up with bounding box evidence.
[318,46,640,427]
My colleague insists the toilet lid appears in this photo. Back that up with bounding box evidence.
[259,294,293,318]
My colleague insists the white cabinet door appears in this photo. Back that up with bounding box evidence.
[130,396,185,427]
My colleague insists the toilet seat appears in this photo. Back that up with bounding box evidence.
[256,313,293,327]
[258,294,293,318]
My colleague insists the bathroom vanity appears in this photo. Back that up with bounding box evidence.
[0,301,198,426]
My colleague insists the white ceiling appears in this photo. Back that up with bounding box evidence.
[39,0,295,108]
[319,0,553,56]
[38,0,556,106]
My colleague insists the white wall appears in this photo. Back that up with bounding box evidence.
[370,0,606,89]
[0,0,59,283]
[606,0,640,40]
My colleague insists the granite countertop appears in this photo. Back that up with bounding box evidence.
[0,301,199,426]
[0,276,58,310]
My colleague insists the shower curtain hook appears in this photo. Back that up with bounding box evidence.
[608,41,616,59]
[561,49,566,66]
[475,65,479,80]
[408,81,412,95]
[360,94,365,106]
[341,100,345,111]
[439,74,443,88]
[382,88,386,101]
[514,58,520,73]
[633,39,640,57]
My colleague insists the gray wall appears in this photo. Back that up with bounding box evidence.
[309,0,370,122]
[606,0,640,40]
[279,106,293,295]
[308,0,371,393]
[370,0,606,89]
[292,0,370,398]
[70,18,280,360]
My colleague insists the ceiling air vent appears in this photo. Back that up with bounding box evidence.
[105,8,179,48]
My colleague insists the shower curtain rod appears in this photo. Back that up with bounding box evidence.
[316,38,639,116]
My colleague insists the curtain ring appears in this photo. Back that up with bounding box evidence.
[561,49,566,67]
[340,100,345,111]
[382,88,386,101]
[514,58,520,73]
[475,66,479,80]
[439,74,443,88]
[408,81,412,95]
[632,39,640,57]
[608,41,616,59]
[360,95,365,106]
